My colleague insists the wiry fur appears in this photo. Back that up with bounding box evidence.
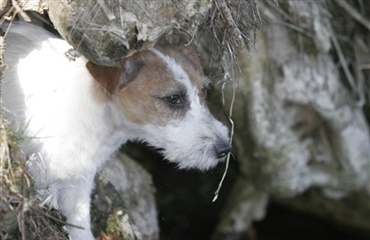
[2,22,230,240]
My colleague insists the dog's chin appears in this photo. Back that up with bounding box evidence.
[177,161,220,172]
[149,139,228,171]
[167,154,225,172]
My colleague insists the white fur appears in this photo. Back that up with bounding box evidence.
[3,22,229,240]
[147,48,229,169]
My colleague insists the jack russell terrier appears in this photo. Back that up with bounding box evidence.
[2,22,230,240]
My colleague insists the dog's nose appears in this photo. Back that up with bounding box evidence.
[214,141,231,159]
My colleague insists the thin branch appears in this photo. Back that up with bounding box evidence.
[214,0,243,45]
[21,170,26,240]
[330,26,364,106]
[360,64,370,70]
[11,0,31,22]
[336,0,370,31]
[213,41,237,202]
[29,206,85,230]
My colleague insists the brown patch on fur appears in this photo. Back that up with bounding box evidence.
[115,50,185,125]
[155,46,209,103]
[88,46,207,125]
[86,61,122,94]
[87,57,143,103]
[87,61,123,104]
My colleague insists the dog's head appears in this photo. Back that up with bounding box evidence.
[86,46,230,170]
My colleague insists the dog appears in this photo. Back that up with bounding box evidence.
[2,22,230,240]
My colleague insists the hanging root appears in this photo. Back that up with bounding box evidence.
[210,0,261,202]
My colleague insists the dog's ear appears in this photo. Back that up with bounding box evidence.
[86,58,142,94]
[178,46,204,74]
[118,57,143,89]
[86,62,121,94]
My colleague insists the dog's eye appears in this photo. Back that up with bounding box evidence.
[165,94,182,105]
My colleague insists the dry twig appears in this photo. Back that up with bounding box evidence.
[336,0,370,31]
[329,26,364,105]
[10,0,30,22]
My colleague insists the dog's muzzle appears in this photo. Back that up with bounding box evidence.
[214,140,232,159]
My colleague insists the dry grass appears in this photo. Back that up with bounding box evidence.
[0,8,68,237]
[0,118,69,240]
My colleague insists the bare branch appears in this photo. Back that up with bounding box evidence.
[11,0,30,22]
[336,0,370,31]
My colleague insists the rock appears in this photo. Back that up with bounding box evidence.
[47,0,211,66]
[211,1,370,238]
[92,153,159,240]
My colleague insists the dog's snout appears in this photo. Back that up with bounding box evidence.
[214,141,231,159]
